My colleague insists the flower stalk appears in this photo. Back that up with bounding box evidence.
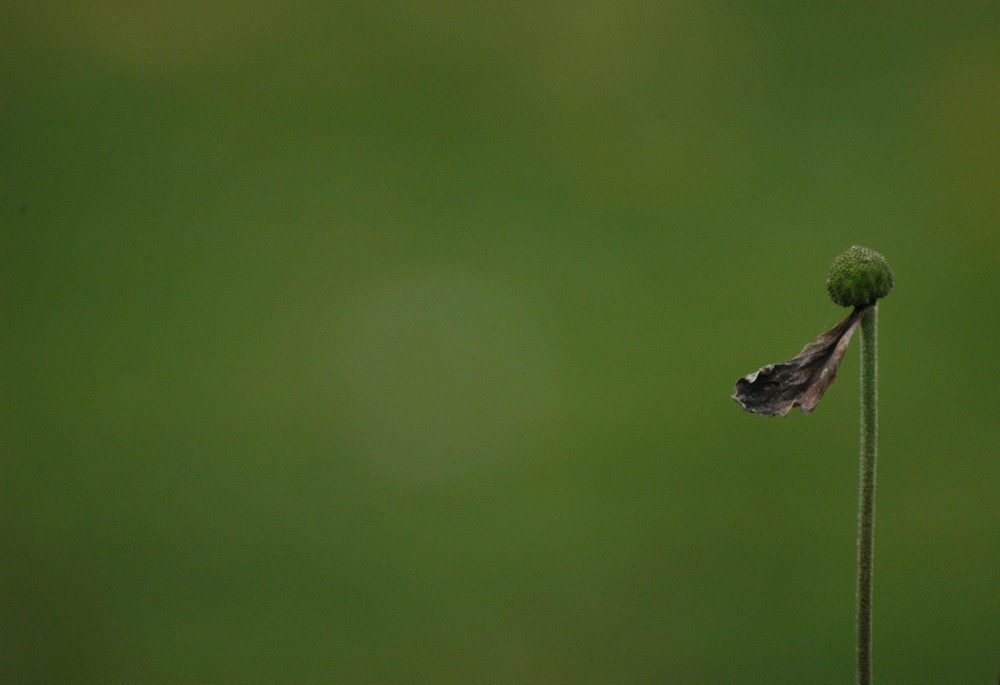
[856,303,878,685]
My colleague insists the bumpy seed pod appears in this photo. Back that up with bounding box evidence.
[826,245,894,308]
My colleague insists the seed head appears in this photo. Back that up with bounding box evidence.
[826,245,893,308]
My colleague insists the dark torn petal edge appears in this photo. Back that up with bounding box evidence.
[732,306,868,416]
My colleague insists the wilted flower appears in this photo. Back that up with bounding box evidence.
[732,245,893,417]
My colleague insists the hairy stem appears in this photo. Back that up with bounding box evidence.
[857,304,878,685]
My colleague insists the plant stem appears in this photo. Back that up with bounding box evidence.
[857,304,878,685]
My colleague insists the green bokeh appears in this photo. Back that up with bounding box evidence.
[3,2,999,683]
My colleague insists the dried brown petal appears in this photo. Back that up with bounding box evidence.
[732,307,867,416]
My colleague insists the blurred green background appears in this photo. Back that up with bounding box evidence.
[3,2,999,683]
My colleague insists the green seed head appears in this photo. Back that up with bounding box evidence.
[826,245,894,307]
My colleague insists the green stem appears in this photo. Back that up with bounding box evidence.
[857,304,878,685]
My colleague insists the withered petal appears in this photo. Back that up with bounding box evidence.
[732,307,867,416]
